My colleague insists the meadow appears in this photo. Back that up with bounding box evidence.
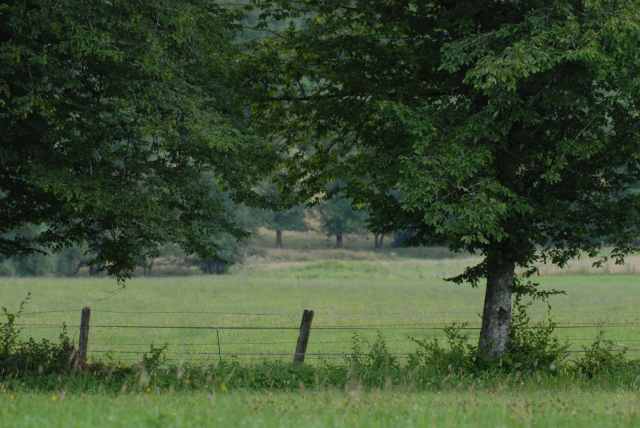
[2,243,640,363]
[2,388,640,428]
[2,232,640,427]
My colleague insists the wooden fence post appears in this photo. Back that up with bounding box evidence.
[77,306,91,369]
[293,309,314,364]
[216,329,223,363]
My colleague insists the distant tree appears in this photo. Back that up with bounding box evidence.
[317,194,367,248]
[55,246,86,277]
[269,207,307,248]
[0,1,266,280]
[1,226,53,276]
[187,178,253,275]
[364,191,403,250]
[12,253,52,277]
[255,182,307,248]
[197,232,242,275]
[250,1,640,360]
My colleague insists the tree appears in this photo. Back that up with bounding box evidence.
[257,182,307,248]
[1,1,267,279]
[249,1,640,359]
[191,181,255,275]
[271,207,307,248]
[317,194,367,248]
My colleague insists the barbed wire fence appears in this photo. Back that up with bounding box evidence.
[13,306,640,365]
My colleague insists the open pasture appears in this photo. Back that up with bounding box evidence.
[2,255,640,364]
[2,388,640,428]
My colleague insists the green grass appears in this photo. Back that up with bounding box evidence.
[2,256,640,364]
[2,388,640,428]
[3,250,640,427]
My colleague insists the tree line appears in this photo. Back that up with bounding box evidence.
[2,0,640,360]
[0,189,406,277]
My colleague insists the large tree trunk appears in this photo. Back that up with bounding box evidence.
[276,229,283,248]
[478,251,515,361]
[374,233,385,250]
[336,232,343,248]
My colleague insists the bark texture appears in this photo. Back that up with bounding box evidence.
[478,252,515,361]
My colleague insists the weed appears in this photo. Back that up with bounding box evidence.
[345,332,400,387]
[574,331,630,378]
[503,294,569,373]
[0,294,74,377]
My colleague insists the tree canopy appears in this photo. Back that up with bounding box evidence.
[4,0,640,361]
[248,0,640,359]
[257,182,307,248]
[0,0,267,278]
[317,192,368,248]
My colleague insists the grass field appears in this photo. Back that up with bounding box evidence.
[2,245,640,363]
[2,236,640,427]
[2,388,640,428]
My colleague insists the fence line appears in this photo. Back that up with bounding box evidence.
[15,322,640,330]
[13,305,640,365]
[19,308,640,318]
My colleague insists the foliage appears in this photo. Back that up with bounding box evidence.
[10,253,53,277]
[257,182,307,231]
[188,181,256,274]
[574,331,630,378]
[0,0,267,279]
[316,193,368,246]
[268,207,307,234]
[255,181,308,248]
[391,227,447,248]
[54,246,86,277]
[0,295,74,377]
[141,345,169,373]
[345,333,400,387]
[3,264,640,386]
[248,0,640,357]
[502,295,569,372]
[0,260,14,276]
[408,324,477,377]
[3,321,639,391]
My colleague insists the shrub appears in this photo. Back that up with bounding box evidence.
[574,331,630,378]
[0,294,75,377]
[12,253,54,276]
[407,324,477,376]
[502,295,569,373]
[346,333,400,387]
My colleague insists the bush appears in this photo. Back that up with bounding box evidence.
[407,324,477,377]
[0,294,75,377]
[12,253,54,276]
[346,333,400,387]
[1,295,639,391]
[502,295,569,373]
[574,331,630,378]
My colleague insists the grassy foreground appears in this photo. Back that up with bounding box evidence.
[2,388,640,428]
[2,243,640,427]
